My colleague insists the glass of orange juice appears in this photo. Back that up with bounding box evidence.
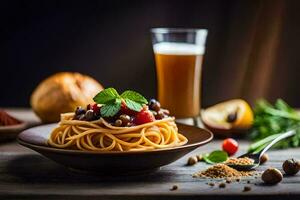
[151,28,208,125]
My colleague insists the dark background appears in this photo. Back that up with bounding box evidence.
[1,0,299,108]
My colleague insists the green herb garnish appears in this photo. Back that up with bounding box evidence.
[203,150,228,164]
[248,99,300,152]
[93,88,148,117]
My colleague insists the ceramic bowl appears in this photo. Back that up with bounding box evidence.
[18,123,213,174]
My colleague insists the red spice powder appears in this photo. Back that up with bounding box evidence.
[0,110,21,126]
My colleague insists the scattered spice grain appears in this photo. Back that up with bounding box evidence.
[225,178,232,183]
[219,182,226,188]
[243,186,251,192]
[170,185,178,191]
[208,182,215,187]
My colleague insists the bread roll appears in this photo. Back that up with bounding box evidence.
[31,72,103,122]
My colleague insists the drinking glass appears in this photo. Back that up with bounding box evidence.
[151,28,208,126]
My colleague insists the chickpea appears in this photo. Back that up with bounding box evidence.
[196,154,203,161]
[85,110,95,121]
[282,159,300,175]
[260,154,269,164]
[187,156,198,166]
[155,110,165,120]
[114,119,123,127]
[261,168,282,184]
[119,114,131,126]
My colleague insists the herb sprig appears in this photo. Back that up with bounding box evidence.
[93,88,148,117]
[248,99,300,152]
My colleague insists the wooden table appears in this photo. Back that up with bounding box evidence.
[1,109,300,200]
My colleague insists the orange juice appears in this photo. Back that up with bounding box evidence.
[154,43,204,118]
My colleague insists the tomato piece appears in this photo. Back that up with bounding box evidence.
[133,110,155,125]
[222,138,239,156]
[120,101,138,116]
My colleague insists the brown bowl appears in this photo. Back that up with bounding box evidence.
[18,123,213,175]
[0,122,27,142]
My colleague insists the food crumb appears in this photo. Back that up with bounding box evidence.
[219,182,226,188]
[243,186,251,192]
[197,154,203,161]
[170,185,178,191]
[208,182,215,187]
[225,178,232,183]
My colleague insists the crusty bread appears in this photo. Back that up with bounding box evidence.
[30,72,103,122]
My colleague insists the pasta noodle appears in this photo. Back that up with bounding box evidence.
[48,113,188,151]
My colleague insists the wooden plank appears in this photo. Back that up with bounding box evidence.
[0,181,300,199]
[0,143,299,200]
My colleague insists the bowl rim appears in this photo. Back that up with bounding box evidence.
[0,121,27,131]
[17,124,213,155]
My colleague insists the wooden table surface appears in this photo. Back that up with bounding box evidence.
[1,109,300,200]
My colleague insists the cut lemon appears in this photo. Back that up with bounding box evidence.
[202,99,254,131]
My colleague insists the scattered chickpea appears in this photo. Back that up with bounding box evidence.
[260,154,269,165]
[261,168,283,185]
[119,114,131,126]
[196,154,203,162]
[114,119,123,127]
[187,156,198,166]
[282,159,300,175]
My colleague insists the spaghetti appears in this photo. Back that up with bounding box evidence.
[48,113,188,151]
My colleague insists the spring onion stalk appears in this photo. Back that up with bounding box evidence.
[249,99,300,152]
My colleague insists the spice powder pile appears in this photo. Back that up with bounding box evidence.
[193,164,255,179]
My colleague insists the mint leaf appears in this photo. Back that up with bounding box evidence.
[121,90,148,104]
[94,88,148,117]
[100,99,121,117]
[93,88,120,104]
[203,150,228,164]
[124,99,143,112]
